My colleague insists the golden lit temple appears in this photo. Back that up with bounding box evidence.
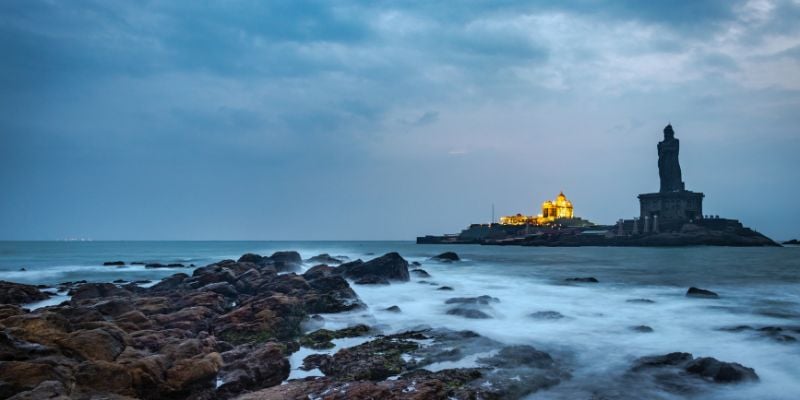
[499,191,575,225]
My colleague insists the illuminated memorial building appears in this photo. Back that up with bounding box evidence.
[499,192,576,225]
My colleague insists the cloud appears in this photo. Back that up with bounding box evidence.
[1,0,799,239]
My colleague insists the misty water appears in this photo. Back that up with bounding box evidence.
[2,241,799,399]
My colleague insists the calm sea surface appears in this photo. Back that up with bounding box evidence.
[1,241,799,399]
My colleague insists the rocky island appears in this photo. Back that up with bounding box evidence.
[418,124,778,247]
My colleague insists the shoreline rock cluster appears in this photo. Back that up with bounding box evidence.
[0,250,764,399]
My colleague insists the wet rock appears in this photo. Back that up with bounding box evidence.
[384,305,401,313]
[301,353,329,371]
[719,325,798,343]
[632,352,757,383]
[0,281,51,305]
[217,342,289,397]
[149,273,189,291]
[0,331,55,361]
[565,277,599,283]
[165,352,223,396]
[302,264,337,281]
[6,380,69,400]
[112,279,127,284]
[687,287,719,298]
[199,282,238,298]
[411,261,421,266]
[431,251,460,262]
[337,252,409,282]
[445,295,499,305]
[68,283,132,301]
[74,359,134,396]
[319,336,419,381]
[269,251,303,272]
[410,268,431,278]
[530,311,565,320]
[103,261,125,266]
[307,253,343,265]
[436,286,454,291]
[299,324,371,350]
[167,263,185,268]
[0,360,75,399]
[446,307,491,319]
[57,327,129,362]
[685,357,758,383]
[354,276,390,285]
[630,325,654,333]
[626,298,656,304]
[632,352,694,371]
[144,263,169,269]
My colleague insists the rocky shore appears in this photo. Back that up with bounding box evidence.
[0,251,764,399]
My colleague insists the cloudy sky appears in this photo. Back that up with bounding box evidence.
[1,0,799,240]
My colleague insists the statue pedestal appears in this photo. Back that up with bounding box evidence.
[638,190,704,231]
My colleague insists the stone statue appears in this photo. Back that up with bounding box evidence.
[657,124,685,192]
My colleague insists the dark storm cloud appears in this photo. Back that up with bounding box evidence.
[1,0,799,240]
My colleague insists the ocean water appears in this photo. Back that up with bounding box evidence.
[1,241,799,399]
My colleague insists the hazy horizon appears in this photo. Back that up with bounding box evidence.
[2,1,799,241]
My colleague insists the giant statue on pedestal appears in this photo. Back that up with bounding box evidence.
[657,124,685,192]
[637,124,704,230]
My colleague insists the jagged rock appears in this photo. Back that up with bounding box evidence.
[431,252,460,262]
[445,296,499,305]
[6,380,70,400]
[354,276,390,285]
[217,342,289,397]
[626,298,656,304]
[565,277,599,283]
[687,287,719,298]
[165,352,223,396]
[299,324,370,349]
[410,269,431,278]
[319,336,419,381]
[74,359,134,396]
[686,357,758,382]
[529,311,564,320]
[0,281,51,305]
[302,265,337,281]
[307,254,343,265]
[632,352,758,383]
[199,282,238,298]
[270,251,303,272]
[630,325,654,333]
[0,331,56,361]
[446,307,491,319]
[0,360,75,399]
[337,253,409,283]
[68,283,132,301]
[149,273,189,291]
[57,327,129,362]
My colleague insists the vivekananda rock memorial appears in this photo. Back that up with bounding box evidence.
[417,124,777,246]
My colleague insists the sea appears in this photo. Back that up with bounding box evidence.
[1,241,799,399]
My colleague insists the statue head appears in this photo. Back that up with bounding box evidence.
[663,124,675,140]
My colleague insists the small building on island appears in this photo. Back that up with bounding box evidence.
[500,192,574,225]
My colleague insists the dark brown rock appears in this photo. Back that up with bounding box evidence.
[0,281,50,305]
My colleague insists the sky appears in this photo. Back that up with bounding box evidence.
[1,0,799,240]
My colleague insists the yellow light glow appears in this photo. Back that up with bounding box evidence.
[499,191,575,225]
